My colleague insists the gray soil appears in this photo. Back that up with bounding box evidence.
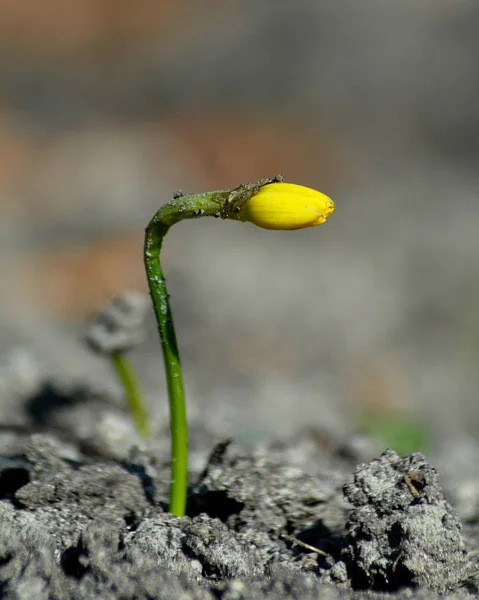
[0,382,477,599]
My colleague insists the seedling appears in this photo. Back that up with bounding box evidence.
[144,175,335,516]
[86,292,151,439]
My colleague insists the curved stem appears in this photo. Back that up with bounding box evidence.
[144,180,279,516]
[111,351,150,439]
[144,193,221,516]
[144,225,186,516]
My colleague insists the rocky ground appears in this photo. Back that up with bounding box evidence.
[0,370,477,600]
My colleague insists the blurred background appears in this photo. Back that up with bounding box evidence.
[1,0,479,454]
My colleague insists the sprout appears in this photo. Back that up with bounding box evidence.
[144,176,334,516]
[86,292,151,439]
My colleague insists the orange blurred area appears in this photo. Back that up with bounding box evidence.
[0,1,478,436]
[20,233,146,317]
[0,0,220,60]
[0,112,340,319]
[164,114,341,191]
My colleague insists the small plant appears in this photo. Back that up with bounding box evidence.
[144,175,335,516]
[86,292,151,439]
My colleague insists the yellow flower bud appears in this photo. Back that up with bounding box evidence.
[239,182,335,230]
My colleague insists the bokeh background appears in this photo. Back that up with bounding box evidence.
[1,0,479,453]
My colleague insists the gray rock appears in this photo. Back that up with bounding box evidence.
[342,450,472,593]
[0,434,477,599]
[192,444,347,563]
[128,512,264,580]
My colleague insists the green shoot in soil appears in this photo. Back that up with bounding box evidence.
[144,177,334,516]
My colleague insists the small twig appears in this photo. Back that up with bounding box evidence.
[458,551,479,588]
[404,474,420,497]
[281,533,329,557]
[197,438,233,484]
[459,571,479,588]
[391,550,404,573]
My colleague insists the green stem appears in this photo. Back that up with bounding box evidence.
[144,178,280,516]
[111,352,150,439]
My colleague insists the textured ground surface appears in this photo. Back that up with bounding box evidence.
[0,375,478,599]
